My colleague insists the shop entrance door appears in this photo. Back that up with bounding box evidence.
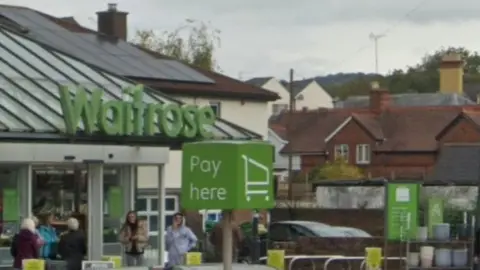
[31,163,106,260]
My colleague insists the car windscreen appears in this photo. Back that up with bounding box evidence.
[302,223,347,237]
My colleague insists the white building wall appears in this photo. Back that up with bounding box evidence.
[267,129,300,171]
[296,81,333,110]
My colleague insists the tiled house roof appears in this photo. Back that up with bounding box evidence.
[271,104,480,154]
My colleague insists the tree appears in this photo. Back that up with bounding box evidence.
[327,46,480,98]
[307,158,364,182]
[132,19,221,72]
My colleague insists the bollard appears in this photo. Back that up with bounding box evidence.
[251,210,260,263]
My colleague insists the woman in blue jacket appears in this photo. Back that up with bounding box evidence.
[37,213,58,259]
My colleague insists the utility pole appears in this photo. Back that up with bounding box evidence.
[369,33,385,74]
[287,68,295,202]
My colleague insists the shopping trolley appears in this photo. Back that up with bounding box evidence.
[241,155,270,202]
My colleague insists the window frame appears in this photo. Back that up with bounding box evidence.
[272,104,288,115]
[209,101,221,117]
[355,144,371,164]
[136,195,178,236]
[199,209,222,231]
[334,144,349,161]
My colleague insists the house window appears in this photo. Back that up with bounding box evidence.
[334,144,349,161]
[296,94,304,101]
[209,101,221,117]
[356,144,371,164]
[272,104,288,115]
[136,195,178,236]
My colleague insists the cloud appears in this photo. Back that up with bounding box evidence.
[3,0,480,80]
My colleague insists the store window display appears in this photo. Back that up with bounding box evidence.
[31,166,123,245]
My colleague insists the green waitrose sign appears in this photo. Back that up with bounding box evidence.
[181,141,275,210]
[59,84,216,138]
[386,183,419,240]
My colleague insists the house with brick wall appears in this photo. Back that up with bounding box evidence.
[271,54,480,181]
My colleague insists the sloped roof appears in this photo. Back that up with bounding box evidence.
[272,106,480,154]
[0,4,279,102]
[245,77,273,87]
[335,93,475,108]
[0,25,260,143]
[281,80,313,97]
[429,144,480,185]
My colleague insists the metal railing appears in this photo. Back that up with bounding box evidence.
[258,255,347,270]
[325,256,365,270]
[324,256,407,270]
[359,256,406,270]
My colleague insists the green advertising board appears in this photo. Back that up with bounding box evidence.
[427,197,444,237]
[386,183,419,240]
[181,141,275,210]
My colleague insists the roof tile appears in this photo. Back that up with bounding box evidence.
[274,105,480,154]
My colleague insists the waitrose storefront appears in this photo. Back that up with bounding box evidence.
[0,26,258,267]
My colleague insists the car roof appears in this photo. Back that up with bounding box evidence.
[272,221,330,226]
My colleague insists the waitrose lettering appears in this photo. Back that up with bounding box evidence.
[59,85,216,138]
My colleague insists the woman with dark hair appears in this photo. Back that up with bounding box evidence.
[119,211,149,266]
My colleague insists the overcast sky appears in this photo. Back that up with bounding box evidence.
[4,0,480,81]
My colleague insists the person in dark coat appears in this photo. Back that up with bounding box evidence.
[59,218,86,270]
[13,218,39,269]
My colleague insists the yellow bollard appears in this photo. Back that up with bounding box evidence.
[102,256,122,268]
[365,247,382,270]
[185,252,202,265]
[22,259,45,270]
[267,249,285,270]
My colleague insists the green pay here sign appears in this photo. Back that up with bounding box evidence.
[181,141,275,210]
[386,183,419,240]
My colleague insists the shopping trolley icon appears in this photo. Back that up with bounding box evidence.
[241,155,270,202]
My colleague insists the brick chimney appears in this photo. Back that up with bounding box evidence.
[96,3,128,40]
[439,53,464,94]
[369,81,390,112]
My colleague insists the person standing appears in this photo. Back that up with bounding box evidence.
[37,213,58,260]
[59,218,87,270]
[165,212,197,268]
[12,218,39,270]
[31,216,44,248]
[119,211,149,266]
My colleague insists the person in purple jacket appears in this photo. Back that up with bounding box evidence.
[12,218,39,269]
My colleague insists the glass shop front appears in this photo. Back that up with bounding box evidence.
[0,143,169,267]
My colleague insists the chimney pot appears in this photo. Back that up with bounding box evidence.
[442,53,462,63]
[108,3,117,12]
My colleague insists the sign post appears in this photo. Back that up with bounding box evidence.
[182,141,275,269]
[386,183,420,240]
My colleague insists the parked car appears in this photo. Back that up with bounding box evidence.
[268,221,347,242]
[335,226,372,237]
